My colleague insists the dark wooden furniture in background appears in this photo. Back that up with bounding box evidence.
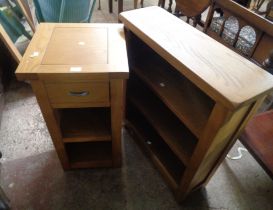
[120,7,273,201]
[240,110,273,179]
[204,0,273,111]
[172,0,210,27]
[204,0,273,67]
[157,0,211,27]
[266,0,273,21]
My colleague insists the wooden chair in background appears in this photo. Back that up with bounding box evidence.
[0,0,34,87]
[240,110,273,179]
[134,0,144,9]
[158,0,211,27]
[0,24,22,63]
[16,0,35,31]
[204,0,273,68]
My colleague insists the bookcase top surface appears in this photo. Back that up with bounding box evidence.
[16,23,129,81]
[119,7,273,109]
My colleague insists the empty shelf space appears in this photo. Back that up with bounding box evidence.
[126,104,185,189]
[132,63,214,138]
[60,108,111,143]
[127,78,197,165]
[66,142,112,168]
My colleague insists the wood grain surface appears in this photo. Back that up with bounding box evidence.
[120,7,273,109]
[15,23,129,81]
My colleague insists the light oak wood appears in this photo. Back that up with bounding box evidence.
[110,79,125,167]
[119,7,273,110]
[16,23,129,81]
[31,80,70,169]
[121,7,273,202]
[45,82,110,108]
[42,27,108,65]
[16,23,129,169]
[240,109,273,179]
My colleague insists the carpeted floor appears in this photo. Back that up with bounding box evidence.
[0,0,273,209]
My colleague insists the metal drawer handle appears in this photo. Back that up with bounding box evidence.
[68,91,89,97]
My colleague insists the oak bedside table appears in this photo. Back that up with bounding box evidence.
[16,23,129,170]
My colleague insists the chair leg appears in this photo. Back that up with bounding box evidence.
[193,14,201,27]
[158,0,165,8]
[98,0,101,10]
[109,0,113,13]
[167,0,173,12]
[134,0,138,9]
[140,0,144,8]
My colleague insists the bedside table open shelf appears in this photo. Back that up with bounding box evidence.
[60,107,111,143]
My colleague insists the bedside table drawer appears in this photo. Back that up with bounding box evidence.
[45,82,110,108]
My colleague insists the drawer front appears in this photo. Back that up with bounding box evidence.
[45,82,110,107]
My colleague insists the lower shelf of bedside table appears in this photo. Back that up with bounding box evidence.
[65,142,113,168]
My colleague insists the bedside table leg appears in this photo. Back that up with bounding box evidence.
[31,81,70,169]
[110,79,125,167]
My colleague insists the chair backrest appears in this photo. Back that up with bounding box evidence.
[60,0,96,23]
[16,0,35,31]
[32,0,62,22]
[32,0,96,23]
[175,0,211,17]
[0,24,21,64]
[0,6,31,42]
[204,0,273,69]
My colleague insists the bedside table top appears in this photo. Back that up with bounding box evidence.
[16,23,129,81]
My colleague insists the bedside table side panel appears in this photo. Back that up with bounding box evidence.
[31,80,70,169]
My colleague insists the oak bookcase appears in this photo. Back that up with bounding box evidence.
[120,7,273,201]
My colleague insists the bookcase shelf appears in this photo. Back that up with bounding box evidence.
[128,76,197,165]
[132,60,214,138]
[126,103,185,189]
[120,7,273,201]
